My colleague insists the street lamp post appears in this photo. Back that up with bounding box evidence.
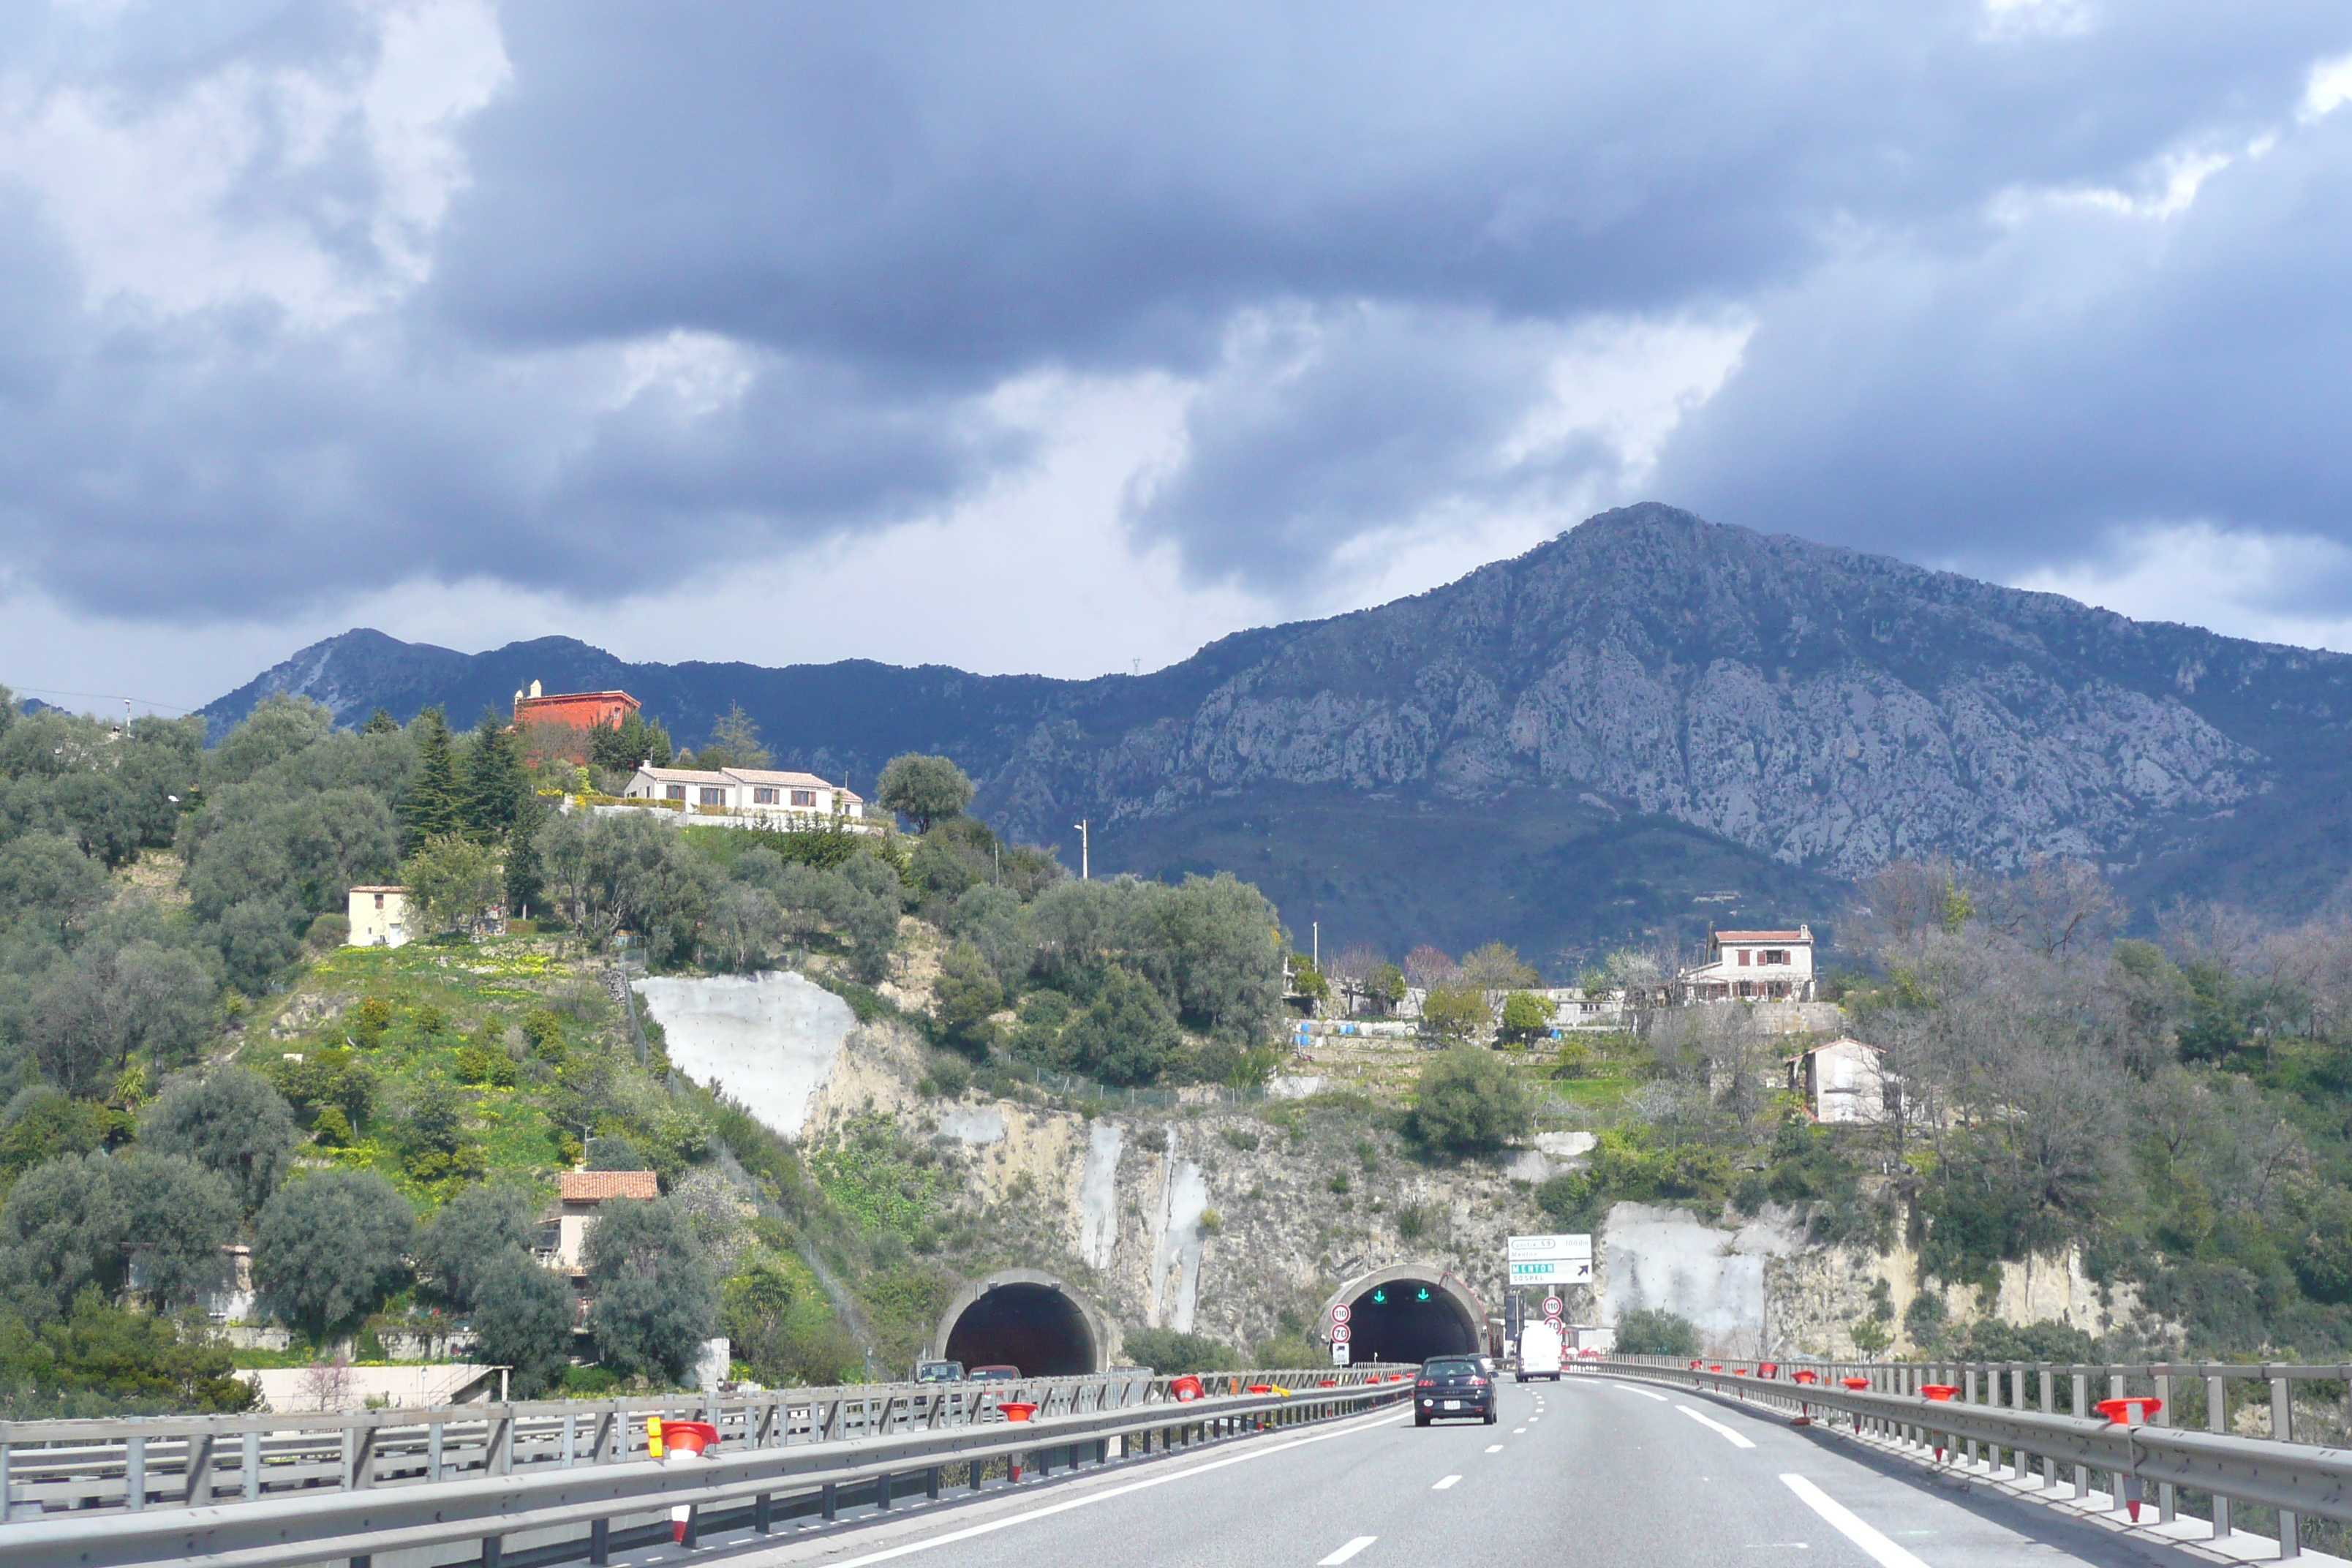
[1072,819,1090,880]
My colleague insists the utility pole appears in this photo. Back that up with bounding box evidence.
[1073,819,1090,880]
[1312,921,1319,968]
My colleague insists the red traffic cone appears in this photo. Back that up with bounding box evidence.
[2094,1397,2163,1520]
[660,1421,718,1543]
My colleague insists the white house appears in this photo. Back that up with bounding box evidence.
[1786,1036,1897,1126]
[1678,925,1816,1001]
[621,766,869,827]
[347,886,412,948]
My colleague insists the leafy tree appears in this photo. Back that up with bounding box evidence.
[1289,954,1329,1006]
[1417,981,1489,1044]
[0,834,110,943]
[399,1080,485,1185]
[108,1153,238,1309]
[930,941,1003,1050]
[584,1136,647,1172]
[1458,942,1541,994]
[1368,962,1406,1014]
[720,1262,802,1381]
[875,754,974,833]
[1613,1308,1700,1358]
[418,1183,538,1310]
[704,883,785,972]
[1497,991,1555,1047]
[207,696,333,787]
[252,1171,415,1337]
[184,790,400,923]
[1062,968,1181,1086]
[1122,1327,1236,1375]
[362,709,399,735]
[405,834,503,935]
[0,1292,256,1416]
[533,810,716,958]
[0,1155,127,1318]
[1406,1047,1531,1154]
[139,1068,301,1214]
[25,941,218,1095]
[470,1248,574,1398]
[398,708,465,851]
[584,1198,717,1384]
[461,711,533,840]
[214,899,303,994]
[0,1088,114,1177]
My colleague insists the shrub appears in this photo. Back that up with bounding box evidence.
[1613,1308,1700,1358]
[305,913,350,951]
[1406,1047,1531,1155]
[1123,1327,1235,1375]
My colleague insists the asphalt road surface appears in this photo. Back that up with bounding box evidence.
[608,1376,2203,1568]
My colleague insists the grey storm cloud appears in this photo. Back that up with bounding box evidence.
[2,0,2351,618]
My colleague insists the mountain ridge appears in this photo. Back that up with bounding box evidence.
[199,505,2352,963]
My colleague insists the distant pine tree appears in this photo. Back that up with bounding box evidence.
[361,708,399,735]
[399,708,464,851]
[463,709,531,840]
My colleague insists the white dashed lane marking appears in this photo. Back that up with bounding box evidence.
[1432,1475,1461,1490]
[1319,1537,1379,1565]
[1677,1405,1758,1450]
[1779,1474,1926,1567]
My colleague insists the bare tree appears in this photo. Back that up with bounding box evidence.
[1849,856,1970,955]
[1980,856,2123,962]
[1403,944,1457,990]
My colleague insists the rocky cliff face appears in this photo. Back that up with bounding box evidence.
[203,504,2352,951]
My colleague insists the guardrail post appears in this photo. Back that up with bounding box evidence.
[970,1458,984,1491]
[2154,1373,2174,1523]
[589,1518,611,1565]
[244,1430,260,1499]
[926,1465,941,1499]
[483,1535,501,1568]
[2070,1373,2089,1497]
[878,1470,894,1511]
[822,1480,839,1520]
[429,1422,445,1482]
[183,1432,214,1504]
[126,1434,146,1511]
[1,1437,11,1522]
[2272,1375,2299,1557]
[2207,1374,2231,1542]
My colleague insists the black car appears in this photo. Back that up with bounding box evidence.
[1413,1355,1497,1426]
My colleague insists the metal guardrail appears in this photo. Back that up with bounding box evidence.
[0,1366,1415,1568]
[1592,1355,2352,1555]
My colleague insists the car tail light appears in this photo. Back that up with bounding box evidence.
[1417,1379,1434,1388]
[1467,1376,1488,1387]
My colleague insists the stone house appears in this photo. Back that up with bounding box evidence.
[1678,925,1816,1001]
[1785,1036,1898,1125]
[346,886,412,948]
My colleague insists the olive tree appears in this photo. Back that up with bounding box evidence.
[140,1068,301,1214]
[874,754,974,833]
[584,1198,717,1384]
[418,1183,538,1309]
[1406,1047,1531,1155]
[470,1248,576,1398]
[253,1170,415,1336]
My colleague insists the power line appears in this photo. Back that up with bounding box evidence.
[6,684,200,715]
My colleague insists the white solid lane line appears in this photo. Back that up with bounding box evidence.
[1319,1537,1379,1564]
[1780,1474,1930,1568]
[1676,1404,1758,1449]
[1611,1384,1669,1401]
[1432,1474,1462,1490]
[811,1406,1403,1568]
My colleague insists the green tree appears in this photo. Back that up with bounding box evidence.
[252,1171,415,1337]
[0,1292,256,1415]
[1497,990,1556,1047]
[207,695,334,787]
[0,1089,114,1177]
[0,834,110,943]
[0,1151,234,1316]
[404,833,503,935]
[1406,1047,1531,1154]
[362,708,399,735]
[418,1183,538,1310]
[1613,1308,1700,1358]
[1417,981,1489,1044]
[1122,1327,1236,1375]
[108,1152,239,1310]
[874,754,975,833]
[695,704,772,770]
[1062,969,1181,1086]
[930,941,1003,1050]
[587,710,674,773]
[461,710,532,840]
[470,1248,574,1397]
[720,1262,799,1380]
[398,708,464,851]
[584,1198,717,1384]
[139,1069,301,1215]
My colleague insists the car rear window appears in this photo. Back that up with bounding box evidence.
[1424,1358,1477,1375]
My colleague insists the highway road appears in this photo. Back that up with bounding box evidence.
[601,1375,2195,1568]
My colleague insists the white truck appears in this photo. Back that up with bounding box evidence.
[1515,1319,1563,1382]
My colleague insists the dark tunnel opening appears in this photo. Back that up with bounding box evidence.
[941,1283,1097,1377]
[1346,1280,1480,1365]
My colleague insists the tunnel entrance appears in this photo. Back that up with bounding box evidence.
[932,1270,1108,1378]
[1322,1266,1486,1366]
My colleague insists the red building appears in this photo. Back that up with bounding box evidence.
[512,681,641,762]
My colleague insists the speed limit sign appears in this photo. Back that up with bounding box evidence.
[1542,1295,1564,1320]
[1330,1322,1352,1343]
[1331,1303,1352,1324]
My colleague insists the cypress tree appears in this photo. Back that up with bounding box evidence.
[399,708,464,851]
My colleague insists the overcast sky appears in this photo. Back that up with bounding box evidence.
[4,1,2352,713]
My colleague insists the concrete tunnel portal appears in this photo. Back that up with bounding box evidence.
[1321,1265,1488,1366]
[932,1270,1113,1378]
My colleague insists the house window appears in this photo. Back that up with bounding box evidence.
[753,787,778,804]
[1737,949,1750,966]
[666,785,686,802]
[374,893,385,910]
[791,788,817,807]
[1761,949,1787,965]
[700,787,725,806]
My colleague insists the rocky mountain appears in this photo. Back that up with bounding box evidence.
[203,505,2352,968]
